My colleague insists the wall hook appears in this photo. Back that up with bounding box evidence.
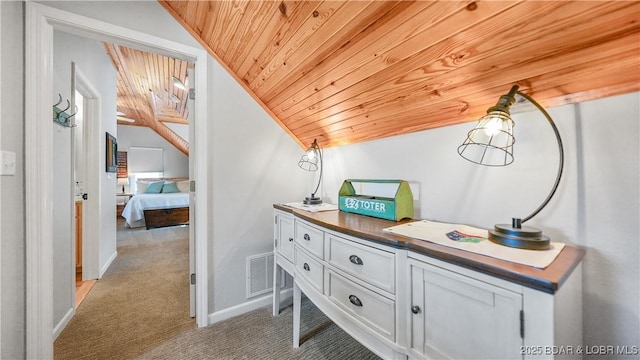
[53,93,63,108]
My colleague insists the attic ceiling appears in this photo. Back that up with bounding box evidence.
[106,43,192,155]
[152,1,639,150]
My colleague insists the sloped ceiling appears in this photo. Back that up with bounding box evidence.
[157,0,638,149]
[106,43,192,155]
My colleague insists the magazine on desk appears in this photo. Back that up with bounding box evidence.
[284,202,338,212]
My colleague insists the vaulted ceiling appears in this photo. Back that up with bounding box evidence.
[119,1,639,152]
[106,43,192,155]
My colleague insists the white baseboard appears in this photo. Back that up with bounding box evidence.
[52,307,75,340]
[208,288,293,325]
[99,250,117,279]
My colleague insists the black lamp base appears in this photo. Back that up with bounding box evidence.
[488,222,551,250]
[303,196,322,205]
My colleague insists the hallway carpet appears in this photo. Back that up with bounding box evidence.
[54,223,379,359]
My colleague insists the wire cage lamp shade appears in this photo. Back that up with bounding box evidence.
[457,85,565,250]
[298,139,323,205]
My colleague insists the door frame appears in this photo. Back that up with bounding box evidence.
[25,3,209,358]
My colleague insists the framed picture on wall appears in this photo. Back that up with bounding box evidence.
[106,132,117,173]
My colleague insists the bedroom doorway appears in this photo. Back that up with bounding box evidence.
[26,3,210,357]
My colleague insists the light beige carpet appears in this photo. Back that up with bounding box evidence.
[54,223,379,359]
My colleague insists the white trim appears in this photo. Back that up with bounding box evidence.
[52,308,74,341]
[209,289,294,325]
[25,3,55,358]
[25,3,210,357]
[99,250,117,278]
[0,0,3,354]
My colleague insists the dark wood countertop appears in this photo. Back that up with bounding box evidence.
[274,204,585,294]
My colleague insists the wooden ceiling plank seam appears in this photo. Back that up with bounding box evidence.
[108,44,149,125]
[198,1,220,45]
[234,1,308,79]
[262,0,412,105]
[208,1,237,58]
[293,32,640,139]
[157,0,308,150]
[194,1,211,38]
[242,1,324,86]
[247,1,356,92]
[253,1,396,98]
[264,0,450,108]
[279,0,604,128]
[219,0,259,65]
[183,0,200,36]
[217,1,251,63]
[227,1,285,71]
[274,0,526,122]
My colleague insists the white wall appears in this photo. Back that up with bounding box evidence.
[0,2,25,358]
[51,30,117,329]
[117,125,189,179]
[322,92,640,349]
[209,57,308,312]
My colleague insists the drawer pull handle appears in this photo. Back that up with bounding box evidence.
[349,255,364,265]
[289,237,294,242]
[303,263,310,271]
[411,305,421,314]
[348,295,363,307]
[303,233,311,241]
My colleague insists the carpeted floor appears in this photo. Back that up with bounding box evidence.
[54,222,379,360]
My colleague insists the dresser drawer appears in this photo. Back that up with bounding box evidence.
[328,270,395,341]
[295,248,324,293]
[328,234,395,294]
[295,220,324,259]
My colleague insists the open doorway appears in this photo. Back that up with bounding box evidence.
[26,3,210,357]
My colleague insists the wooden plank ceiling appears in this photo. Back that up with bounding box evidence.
[155,0,639,150]
[105,43,192,155]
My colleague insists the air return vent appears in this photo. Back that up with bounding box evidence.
[246,252,276,298]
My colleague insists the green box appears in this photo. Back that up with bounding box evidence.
[338,179,414,221]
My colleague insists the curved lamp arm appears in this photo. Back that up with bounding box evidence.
[514,90,564,227]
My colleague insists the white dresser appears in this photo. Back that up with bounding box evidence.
[273,205,585,360]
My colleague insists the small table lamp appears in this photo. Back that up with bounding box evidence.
[298,139,323,205]
[457,85,564,250]
[117,177,128,194]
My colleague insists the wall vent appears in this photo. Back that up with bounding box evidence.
[246,252,280,298]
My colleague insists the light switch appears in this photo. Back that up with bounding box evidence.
[1,150,16,176]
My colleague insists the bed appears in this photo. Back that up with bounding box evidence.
[121,178,190,229]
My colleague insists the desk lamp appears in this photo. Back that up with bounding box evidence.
[298,139,323,205]
[457,85,564,250]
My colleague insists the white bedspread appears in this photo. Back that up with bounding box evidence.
[121,193,190,228]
